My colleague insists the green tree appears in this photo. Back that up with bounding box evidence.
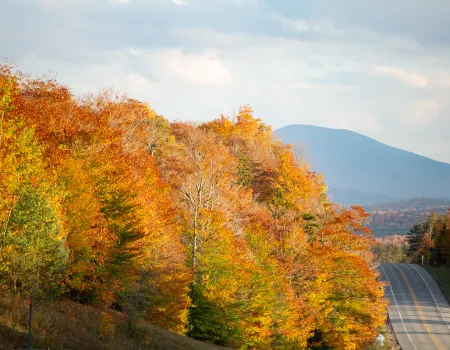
[406,222,427,262]
[0,189,68,299]
[187,283,238,346]
[378,242,404,263]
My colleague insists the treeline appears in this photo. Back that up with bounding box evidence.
[406,211,450,266]
[0,65,386,349]
[373,235,408,264]
[373,211,450,266]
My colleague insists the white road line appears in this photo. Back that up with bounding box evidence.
[381,266,418,350]
[409,264,450,331]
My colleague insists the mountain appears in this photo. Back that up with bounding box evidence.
[274,124,450,205]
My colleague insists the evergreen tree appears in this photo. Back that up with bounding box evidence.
[0,189,68,299]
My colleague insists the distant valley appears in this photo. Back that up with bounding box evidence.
[365,198,450,236]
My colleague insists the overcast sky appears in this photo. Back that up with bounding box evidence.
[2,0,450,162]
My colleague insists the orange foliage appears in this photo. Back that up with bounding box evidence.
[0,65,387,348]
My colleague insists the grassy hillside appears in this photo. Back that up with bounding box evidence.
[423,265,450,302]
[0,296,227,350]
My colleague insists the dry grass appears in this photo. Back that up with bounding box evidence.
[0,295,228,350]
[365,324,400,350]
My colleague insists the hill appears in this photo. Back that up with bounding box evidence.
[0,295,228,350]
[274,124,450,205]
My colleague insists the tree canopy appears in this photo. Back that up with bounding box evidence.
[0,65,387,349]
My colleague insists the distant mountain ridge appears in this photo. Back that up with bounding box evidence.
[274,124,450,206]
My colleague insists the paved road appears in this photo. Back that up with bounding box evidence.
[379,263,450,350]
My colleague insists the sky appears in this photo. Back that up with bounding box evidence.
[2,0,450,162]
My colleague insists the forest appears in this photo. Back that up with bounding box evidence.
[0,64,387,349]
[374,210,450,267]
[405,211,450,267]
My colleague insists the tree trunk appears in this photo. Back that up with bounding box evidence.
[28,300,33,350]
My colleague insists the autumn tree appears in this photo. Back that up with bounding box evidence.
[0,64,390,348]
[377,242,405,263]
[0,67,68,300]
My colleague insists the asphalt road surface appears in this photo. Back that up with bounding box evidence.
[379,263,450,350]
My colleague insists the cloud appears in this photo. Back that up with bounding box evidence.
[289,81,356,91]
[433,75,450,89]
[341,112,380,132]
[128,49,141,58]
[107,0,130,4]
[372,65,430,89]
[409,100,440,125]
[282,18,337,34]
[3,0,450,162]
[232,0,260,8]
[268,0,450,48]
[150,50,233,87]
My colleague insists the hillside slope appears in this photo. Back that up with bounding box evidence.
[274,125,450,205]
[0,296,228,350]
